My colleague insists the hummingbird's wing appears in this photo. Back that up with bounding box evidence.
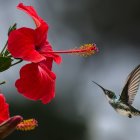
[119,65,140,105]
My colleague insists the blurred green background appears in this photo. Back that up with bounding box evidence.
[0,0,140,140]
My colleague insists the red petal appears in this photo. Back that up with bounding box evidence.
[51,53,62,64]
[8,27,46,63]
[35,24,48,46]
[15,62,56,104]
[0,94,10,124]
[17,3,48,28]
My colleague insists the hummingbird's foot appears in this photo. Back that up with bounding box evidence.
[128,114,132,118]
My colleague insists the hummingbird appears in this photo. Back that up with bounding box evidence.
[93,65,140,118]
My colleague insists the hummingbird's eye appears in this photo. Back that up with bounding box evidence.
[106,90,109,94]
[109,93,113,97]
[108,93,114,98]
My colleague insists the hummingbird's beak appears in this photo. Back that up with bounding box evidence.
[92,81,106,94]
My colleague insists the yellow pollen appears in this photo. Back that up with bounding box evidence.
[74,44,98,57]
[16,119,38,131]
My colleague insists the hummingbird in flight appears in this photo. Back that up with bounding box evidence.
[93,65,140,118]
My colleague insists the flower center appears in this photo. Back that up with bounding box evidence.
[35,46,41,51]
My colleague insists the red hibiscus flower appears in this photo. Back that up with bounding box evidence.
[8,3,61,104]
[0,93,38,139]
[0,94,22,139]
[8,3,98,104]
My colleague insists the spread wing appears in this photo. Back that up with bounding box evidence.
[119,65,140,105]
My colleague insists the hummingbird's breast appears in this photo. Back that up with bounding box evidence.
[110,101,131,117]
[115,108,131,116]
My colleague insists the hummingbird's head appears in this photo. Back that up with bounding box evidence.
[92,81,117,101]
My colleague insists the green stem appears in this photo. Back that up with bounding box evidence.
[10,59,23,67]
[1,41,8,55]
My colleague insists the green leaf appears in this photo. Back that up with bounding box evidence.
[8,23,17,35]
[0,57,12,72]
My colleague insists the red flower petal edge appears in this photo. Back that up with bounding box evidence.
[0,94,10,124]
[17,3,47,27]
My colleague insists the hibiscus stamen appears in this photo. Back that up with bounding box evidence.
[74,43,98,57]
[46,44,98,57]
[16,119,38,131]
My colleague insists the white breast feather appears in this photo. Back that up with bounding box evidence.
[116,109,131,116]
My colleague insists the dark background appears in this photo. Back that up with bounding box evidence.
[0,0,140,140]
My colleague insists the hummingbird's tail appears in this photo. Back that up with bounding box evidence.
[131,107,140,116]
[133,111,140,116]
